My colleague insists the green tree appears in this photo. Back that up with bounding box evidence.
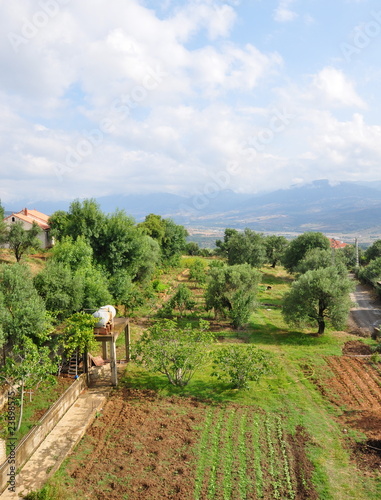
[264,235,288,268]
[211,345,273,389]
[34,261,84,318]
[168,284,196,317]
[282,232,330,273]
[364,240,381,264]
[61,312,98,358]
[282,267,354,335]
[226,229,266,268]
[132,319,214,387]
[0,337,56,432]
[138,213,166,243]
[7,221,41,262]
[188,258,207,284]
[185,241,200,256]
[51,235,93,271]
[205,264,261,328]
[0,263,51,348]
[161,219,188,265]
[76,265,112,310]
[55,198,106,245]
[48,210,70,241]
[337,245,360,270]
[215,228,238,258]
[296,248,334,274]
[108,269,144,313]
[358,257,381,287]
[139,215,188,266]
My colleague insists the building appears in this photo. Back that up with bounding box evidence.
[329,238,349,249]
[3,208,54,249]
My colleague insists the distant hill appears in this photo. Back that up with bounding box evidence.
[4,180,381,238]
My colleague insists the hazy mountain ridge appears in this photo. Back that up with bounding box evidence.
[5,180,381,236]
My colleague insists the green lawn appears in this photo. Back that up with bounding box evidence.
[27,263,381,499]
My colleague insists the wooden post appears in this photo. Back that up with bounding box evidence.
[102,341,108,361]
[83,350,90,385]
[110,339,117,386]
[125,322,130,362]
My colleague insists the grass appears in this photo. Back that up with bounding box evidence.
[27,261,381,499]
[0,377,72,443]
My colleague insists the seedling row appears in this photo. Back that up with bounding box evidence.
[194,406,299,500]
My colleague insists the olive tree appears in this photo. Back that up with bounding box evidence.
[133,319,214,387]
[282,232,330,273]
[0,263,51,349]
[7,221,41,262]
[282,267,354,335]
[205,264,261,328]
[264,235,288,268]
[226,229,266,268]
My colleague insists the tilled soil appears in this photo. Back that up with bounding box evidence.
[68,388,203,500]
[63,389,317,500]
[304,354,381,476]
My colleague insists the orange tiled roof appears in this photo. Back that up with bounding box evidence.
[329,238,349,249]
[4,208,50,230]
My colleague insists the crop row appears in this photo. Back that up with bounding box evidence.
[194,406,297,499]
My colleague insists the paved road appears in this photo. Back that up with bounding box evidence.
[349,277,381,334]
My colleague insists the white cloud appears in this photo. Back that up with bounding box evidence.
[274,0,298,23]
[312,67,367,109]
[0,0,380,206]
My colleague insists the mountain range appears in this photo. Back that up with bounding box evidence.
[5,180,381,240]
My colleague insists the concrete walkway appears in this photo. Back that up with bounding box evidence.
[1,382,111,499]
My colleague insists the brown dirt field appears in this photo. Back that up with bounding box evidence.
[65,389,207,500]
[305,354,381,476]
[62,390,317,500]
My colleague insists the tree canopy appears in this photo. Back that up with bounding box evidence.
[133,319,214,387]
[0,263,51,348]
[49,201,187,277]
[282,267,354,334]
[364,240,381,264]
[7,221,41,262]
[282,232,330,273]
[264,235,288,268]
[226,229,266,268]
[205,263,261,328]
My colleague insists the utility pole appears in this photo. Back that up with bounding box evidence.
[355,237,359,268]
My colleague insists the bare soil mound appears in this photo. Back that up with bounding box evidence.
[342,340,373,356]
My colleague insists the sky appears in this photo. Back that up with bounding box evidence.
[1,0,381,207]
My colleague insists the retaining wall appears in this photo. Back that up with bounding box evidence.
[0,375,87,493]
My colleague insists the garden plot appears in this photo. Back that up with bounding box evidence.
[60,389,317,500]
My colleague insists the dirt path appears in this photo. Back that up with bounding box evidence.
[349,279,381,334]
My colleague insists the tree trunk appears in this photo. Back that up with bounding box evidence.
[317,300,326,335]
[317,318,325,335]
